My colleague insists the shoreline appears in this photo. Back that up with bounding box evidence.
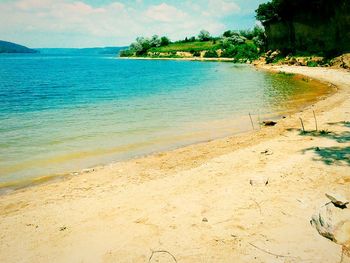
[0,66,349,262]
[0,66,334,194]
[118,56,236,62]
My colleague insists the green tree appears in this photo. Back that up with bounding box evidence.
[223,30,233,37]
[160,36,170,46]
[255,1,278,22]
[198,30,211,41]
[204,50,218,58]
[150,35,161,47]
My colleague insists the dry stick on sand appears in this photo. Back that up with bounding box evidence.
[249,242,296,259]
[299,117,305,133]
[249,113,255,130]
[258,111,261,130]
[149,250,177,263]
[313,110,318,131]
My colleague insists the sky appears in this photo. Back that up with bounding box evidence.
[0,0,268,48]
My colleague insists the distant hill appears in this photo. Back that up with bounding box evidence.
[0,40,37,53]
[37,47,127,56]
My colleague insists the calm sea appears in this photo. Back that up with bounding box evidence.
[0,53,329,189]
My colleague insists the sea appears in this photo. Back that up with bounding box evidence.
[0,52,330,190]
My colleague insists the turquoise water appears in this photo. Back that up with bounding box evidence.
[0,54,328,188]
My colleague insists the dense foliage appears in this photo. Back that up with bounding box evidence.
[256,0,349,55]
[120,35,170,56]
[150,41,219,53]
[218,26,265,60]
[255,0,343,23]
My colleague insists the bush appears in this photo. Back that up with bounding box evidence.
[119,49,134,57]
[239,29,254,40]
[190,49,201,57]
[307,61,319,67]
[221,43,260,61]
[204,50,218,58]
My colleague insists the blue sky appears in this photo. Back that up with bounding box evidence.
[0,0,268,48]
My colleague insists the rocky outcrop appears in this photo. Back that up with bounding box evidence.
[262,0,350,55]
[330,54,350,69]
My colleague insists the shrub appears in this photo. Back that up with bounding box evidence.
[204,50,218,58]
[119,49,134,57]
[221,43,260,61]
[307,61,319,67]
[190,49,201,57]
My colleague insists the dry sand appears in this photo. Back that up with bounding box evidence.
[0,66,349,263]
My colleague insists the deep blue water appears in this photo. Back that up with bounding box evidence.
[0,53,327,188]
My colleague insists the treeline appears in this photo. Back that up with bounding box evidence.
[120,26,266,61]
[120,35,171,56]
[256,0,343,23]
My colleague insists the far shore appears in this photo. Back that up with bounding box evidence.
[0,65,349,262]
[118,56,236,62]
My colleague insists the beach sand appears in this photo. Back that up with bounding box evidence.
[0,66,349,263]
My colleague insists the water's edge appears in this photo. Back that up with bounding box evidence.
[0,66,336,194]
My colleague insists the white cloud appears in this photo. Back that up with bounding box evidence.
[145,3,187,23]
[0,0,242,47]
[207,0,241,16]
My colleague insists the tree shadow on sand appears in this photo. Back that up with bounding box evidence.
[297,121,350,166]
[302,146,350,166]
[300,130,350,143]
[327,121,350,128]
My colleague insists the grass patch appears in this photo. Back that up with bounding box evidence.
[149,41,220,53]
[307,61,319,67]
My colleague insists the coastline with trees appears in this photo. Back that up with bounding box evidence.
[120,26,266,63]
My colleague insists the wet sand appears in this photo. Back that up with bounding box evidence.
[0,66,349,263]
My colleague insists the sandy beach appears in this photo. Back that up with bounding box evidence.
[0,65,349,263]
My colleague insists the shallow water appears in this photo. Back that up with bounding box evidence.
[0,54,330,188]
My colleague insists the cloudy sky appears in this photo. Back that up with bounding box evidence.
[0,0,267,48]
